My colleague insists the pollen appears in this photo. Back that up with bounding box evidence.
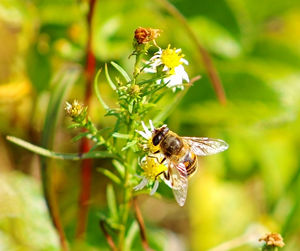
[161,45,184,73]
[141,157,167,180]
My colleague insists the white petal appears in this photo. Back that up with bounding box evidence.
[136,130,149,139]
[134,177,149,191]
[142,121,151,135]
[180,58,189,65]
[182,71,189,82]
[156,79,162,85]
[149,120,155,131]
[150,180,160,195]
[162,65,169,72]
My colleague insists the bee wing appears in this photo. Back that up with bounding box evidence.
[168,162,188,207]
[182,137,229,156]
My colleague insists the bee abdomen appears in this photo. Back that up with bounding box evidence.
[182,151,197,176]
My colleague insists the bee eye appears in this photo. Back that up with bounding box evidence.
[152,134,162,146]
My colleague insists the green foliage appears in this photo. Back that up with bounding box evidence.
[2,0,300,250]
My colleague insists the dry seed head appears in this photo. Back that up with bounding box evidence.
[134,27,161,44]
[259,233,285,248]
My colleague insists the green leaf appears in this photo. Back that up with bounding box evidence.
[41,65,80,147]
[88,142,105,152]
[112,160,125,178]
[94,68,110,110]
[67,123,81,129]
[124,221,139,251]
[112,132,131,139]
[121,140,137,151]
[106,184,119,223]
[105,63,117,90]
[111,61,131,83]
[7,136,117,160]
[71,131,91,142]
[38,65,80,237]
[97,168,122,185]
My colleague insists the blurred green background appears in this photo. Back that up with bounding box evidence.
[1,0,300,250]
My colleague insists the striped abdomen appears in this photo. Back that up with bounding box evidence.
[180,150,197,176]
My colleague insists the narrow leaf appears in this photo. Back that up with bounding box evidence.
[41,65,80,147]
[97,168,122,185]
[124,221,139,251]
[105,63,117,90]
[71,131,90,142]
[7,136,117,160]
[106,184,119,222]
[94,68,109,110]
[111,61,131,83]
[121,140,137,151]
[112,160,125,178]
[112,132,131,139]
[38,66,80,247]
[67,123,81,129]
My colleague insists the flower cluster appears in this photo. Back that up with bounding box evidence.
[133,27,190,92]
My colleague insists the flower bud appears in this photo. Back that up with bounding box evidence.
[65,100,87,123]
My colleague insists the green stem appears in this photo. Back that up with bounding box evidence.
[133,53,143,78]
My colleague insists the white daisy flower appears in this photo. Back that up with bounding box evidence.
[145,45,189,91]
[134,155,167,195]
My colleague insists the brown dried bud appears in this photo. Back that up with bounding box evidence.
[259,233,285,248]
[134,27,161,44]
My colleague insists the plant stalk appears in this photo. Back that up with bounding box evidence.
[76,0,97,239]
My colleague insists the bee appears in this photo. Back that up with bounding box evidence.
[150,125,228,206]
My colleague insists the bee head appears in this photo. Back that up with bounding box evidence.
[152,125,169,146]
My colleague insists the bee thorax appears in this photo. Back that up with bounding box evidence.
[161,135,183,156]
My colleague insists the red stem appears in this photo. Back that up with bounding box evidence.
[75,0,97,239]
[99,220,118,251]
[133,198,153,251]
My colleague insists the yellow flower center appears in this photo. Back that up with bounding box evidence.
[65,100,84,117]
[141,157,168,180]
[161,45,183,73]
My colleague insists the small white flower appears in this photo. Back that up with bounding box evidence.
[145,45,189,91]
[134,156,167,195]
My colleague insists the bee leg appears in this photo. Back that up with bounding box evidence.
[155,171,165,180]
[163,171,170,180]
[148,154,160,162]
[160,157,166,164]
